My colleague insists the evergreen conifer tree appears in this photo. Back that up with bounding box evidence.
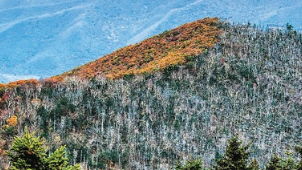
[8,128,46,170]
[265,154,282,170]
[248,158,260,170]
[45,146,80,170]
[213,134,251,170]
[295,146,302,170]
[281,150,296,170]
[8,128,80,170]
[175,158,203,170]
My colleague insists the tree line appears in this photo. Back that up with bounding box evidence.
[8,131,302,170]
[177,134,302,170]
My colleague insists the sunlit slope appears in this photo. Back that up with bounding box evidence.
[1,0,301,83]
[58,17,221,79]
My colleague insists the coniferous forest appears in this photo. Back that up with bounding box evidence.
[1,18,302,169]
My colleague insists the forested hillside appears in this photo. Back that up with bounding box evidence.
[1,18,302,169]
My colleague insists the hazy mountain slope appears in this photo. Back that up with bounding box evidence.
[1,0,302,83]
[1,19,302,169]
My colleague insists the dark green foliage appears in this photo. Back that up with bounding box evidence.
[54,97,76,116]
[281,151,296,170]
[286,23,293,32]
[249,159,260,170]
[295,146,302,170]
[175,158,203,170]
[123,73,135,79]
[7,128,79,170]
[215,151,222,161]
[97,151,119,169]
[238,64,256,83]
[8,128,47,170]
[164,64,179,76]
[213,135,251,170]
[265,154,282,170]
[37,106,49,139]
[2,126,16,137]
[40,86,54,97]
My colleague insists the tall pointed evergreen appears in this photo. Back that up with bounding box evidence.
[265,153,282,170]
[248,158,260,170]
[295,146,302,170]
[175,158,203,170]
[281,150,296,170]
[7,127,80,170]
[213,134,251,170]
[8,128,46,170]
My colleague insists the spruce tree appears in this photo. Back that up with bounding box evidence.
[295,146,302,170]
[8,128,46,170]
[8,128,80,170]
[281,150,296,170]
[175,158,203,170]
[248,158,260,170]
[265,154,282,170]
[213,134,251,170]
[45,146,80,170]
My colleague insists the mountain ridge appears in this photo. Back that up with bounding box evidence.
[1,0,302,83]
[0,17,221,86]
[55,17,221,80]
[0,18,302,169]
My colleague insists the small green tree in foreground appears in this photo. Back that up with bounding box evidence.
[8,128,80,170]
[175,158,203,170]
[264,153,282,170]
[249,158,260,170]
[295,145,302,170]
[213,134,251,170]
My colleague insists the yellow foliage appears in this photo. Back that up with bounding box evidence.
[31,99,42,107]
[2,125,9,129]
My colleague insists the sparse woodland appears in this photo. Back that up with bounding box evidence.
[0,18,302,169]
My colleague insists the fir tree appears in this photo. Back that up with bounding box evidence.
[281,150,296,170]
[265,154,282,170]
[8,128,46,170]
[175,158,203,170]
[295,145,302,170]
[248,158,260,170]
[212,134,251,170]
[45,146,80,170]
[8,128,80,170]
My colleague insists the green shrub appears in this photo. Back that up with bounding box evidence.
[175,158,203,170]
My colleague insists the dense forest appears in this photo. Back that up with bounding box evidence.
[1,18,302,169]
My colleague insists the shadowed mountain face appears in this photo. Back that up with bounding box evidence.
[0,0,301,83]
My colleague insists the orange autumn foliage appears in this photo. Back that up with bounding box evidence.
[53,17,222,80]
[6,115,18,127]
[7,79,39,87]
[0,79,40,89]
[42,76,64,85]
[0,18,221,85]
[0,83,5,89]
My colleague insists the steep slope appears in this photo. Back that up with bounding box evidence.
[57,17,221,79]
[1,0,302,83]
[1,19,302,169]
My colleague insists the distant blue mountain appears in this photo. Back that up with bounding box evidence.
[1,0,301,83]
